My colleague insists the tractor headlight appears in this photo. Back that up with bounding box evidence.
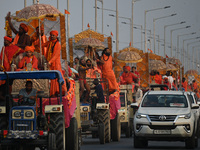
[25,111,33,117]
[14,111,21,117]
[82,107,88,112]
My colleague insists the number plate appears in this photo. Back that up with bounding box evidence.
[154,130,171,135]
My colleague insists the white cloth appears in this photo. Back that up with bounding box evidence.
[135,88,143,105]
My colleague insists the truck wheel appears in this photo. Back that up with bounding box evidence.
[98,123,105,144]
[125,124,131,138]
[134,134,148,148]
[66,117,79,150]
[185,133,195,149]
[111,113,121,141]
[98,109,111,143]
[49,112,65,150]
[48,133,56,150]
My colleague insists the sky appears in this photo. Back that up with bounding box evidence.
[0,0,200,71]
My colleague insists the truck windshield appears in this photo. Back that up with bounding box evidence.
[141,95,188,108]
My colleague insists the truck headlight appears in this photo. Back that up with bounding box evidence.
[25,111,33,117]
[179,113,191,119]
[136,113,147,119]
[14,111,21,117]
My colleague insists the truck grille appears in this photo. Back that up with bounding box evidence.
[12,120,33,131]
[148,115,176,121]
[149,125,177,130]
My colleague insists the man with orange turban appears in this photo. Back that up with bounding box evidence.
[18,46,38,71]
[31,26,47,56]
[120,66,138,85]
[43,30,67,96]
[6,12,31,49]
[0,36,24,71]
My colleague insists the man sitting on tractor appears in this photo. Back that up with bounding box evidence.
[19,80,37,106]
[120,66,138,85]
[93,78,104,103]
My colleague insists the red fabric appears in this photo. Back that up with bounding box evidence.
[124,66,131,71]
[0,45,24,71]
[120,72,137,84]
[182,81,187,91]
[68,66,72,77]
[20,23,28,33]
[4,36,12,42]
[18,55,38,70]
[109,91,121,120]
[31,33,47,56]
[155,74,162,84]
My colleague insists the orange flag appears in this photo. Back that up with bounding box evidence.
[64,9,70,14]
[148,49,153,53]
[111,32,113,36]
[166,55,169,58]
[87,23,90,28]
[129,42,131,47]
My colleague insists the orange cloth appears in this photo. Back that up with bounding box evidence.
[50,30,58,36]
[192,82,198,91]
[44,39,67,96]
[101,54,118,91]
[12,34,20,45]
[120,72,137,85]
[20,23,28,33]
[4,36,12,42]
[18,55,38,70]
[25,46,35,52]
[155,74,162,84]
[31,33,47,56]
[182,81,187,91]
[0,45,23,71]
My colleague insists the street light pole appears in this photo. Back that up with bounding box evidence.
[144,6,170,53]
[153,13,176,54]
[170,26,190,57]
[164,21,185,57]
[95,0,97,31]
[116,0,119,52]
[192,45,200,69]
[177,32,196,60]
[187,40,200,70]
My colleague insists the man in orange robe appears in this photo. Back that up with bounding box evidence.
[120,66,138,85]
[154,71,162,84]
[6,12,31,50]
[182,77,187,91]
[18,46,38,70]
[43,30,67,96]
[31,26,47,56]
[100,48,118,93]
[0,36,24,71]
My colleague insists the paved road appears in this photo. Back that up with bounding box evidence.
[81,134,200,150]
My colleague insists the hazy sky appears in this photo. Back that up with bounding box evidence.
[0,0,200,69]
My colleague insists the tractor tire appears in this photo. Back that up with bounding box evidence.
[66,117,79,150]
[49,112,65,150]
[97,109,111,143]
[111,113,121,141]
[98,123,105,144]
[125,124,131,138]
[48,133,56,150]
[0,115,7,131]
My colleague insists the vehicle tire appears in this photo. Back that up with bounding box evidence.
[111,113,121,141]
[125,124,131,138]
[0,115,8,131]
[185,134,195,149]
[97,109,111,143]
[49,112,65,150]
[66,117,79,150]
[48,133,56,150]
[134,134,148,148]
[129,118,133,137]
[98,123,105,144]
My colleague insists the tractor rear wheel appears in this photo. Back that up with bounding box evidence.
[111,113,121,141]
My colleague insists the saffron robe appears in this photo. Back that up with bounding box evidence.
[18,55,38,70]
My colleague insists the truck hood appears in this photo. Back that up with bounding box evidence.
[138,107,190,115]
